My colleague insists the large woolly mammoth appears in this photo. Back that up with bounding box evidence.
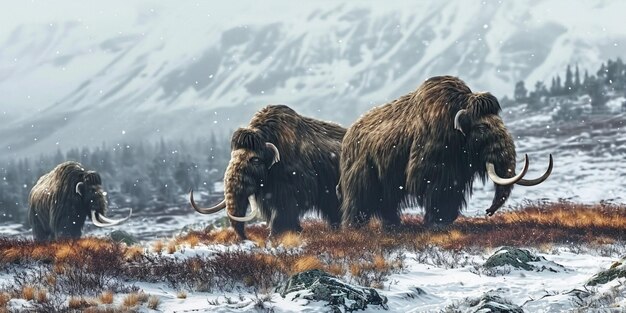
[190,105,346,239]
[28,161,132,241]
[339,76,552,228]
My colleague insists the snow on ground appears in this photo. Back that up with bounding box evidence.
[2,240,615,312]
[140,247,622,312]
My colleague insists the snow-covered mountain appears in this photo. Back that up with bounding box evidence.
[1,0,625,158]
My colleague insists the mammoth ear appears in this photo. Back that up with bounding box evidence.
[266,142,280,168]
[75,182,84,197]
[454,109,469,136]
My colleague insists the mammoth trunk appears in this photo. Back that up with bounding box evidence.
[486,184,513,216]
[485,159,516,216]
[225,192,251,240]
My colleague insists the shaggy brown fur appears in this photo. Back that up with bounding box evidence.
[203,105,346,239]
[339,76,519,227]
[29,161,108,241]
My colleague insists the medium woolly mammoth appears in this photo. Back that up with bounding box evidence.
[339,76,552,228]
[190,105,346,239]
[28,161,132,241]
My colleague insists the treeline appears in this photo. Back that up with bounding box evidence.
[0,134,231,224]
[513,58,626,114]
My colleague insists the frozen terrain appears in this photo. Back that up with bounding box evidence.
[1,239,623,313]
[1,2,626,311]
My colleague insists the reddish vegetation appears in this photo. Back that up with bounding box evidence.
[179,201,626,250]
[0,201,625,296]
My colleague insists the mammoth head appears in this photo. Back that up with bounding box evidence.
[454,92,553,216]
[190,128,280,239]
[75,171,131,227]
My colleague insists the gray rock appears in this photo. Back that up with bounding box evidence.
[467,293,524,313]
[483,247,564,273]
[587,257,626,286]
[276,269,388,312]
[109,230,139,245]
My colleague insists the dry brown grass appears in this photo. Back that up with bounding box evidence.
[1,201,625,301]
[277,232,302,248]
[68,296,93,310]
[147,295,161,310]
[163,201,626,288]
[99,291,114,304]
[83,307,124,313]
[176,290,187,299]
[0,292,10,307]
[173,232,201,248]
[167,241,178,254]
[21,285,35,301]
[124,246,144,262]
[122,292,140,308]
[35,289,48,303]
[152,240,165,254]
[0,237,132,265]
[291,255,323,274]
[176,225,270,246]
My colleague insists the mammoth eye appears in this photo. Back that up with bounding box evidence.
[250,157,262,164]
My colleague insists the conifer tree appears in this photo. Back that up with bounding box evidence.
[564,64,574,94]
[574,64,581,92]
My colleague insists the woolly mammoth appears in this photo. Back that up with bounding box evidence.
[28,161,132,241]
[190,105,346,239]
[339,75,552,228]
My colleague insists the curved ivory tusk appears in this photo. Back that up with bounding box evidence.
[516,154,553,186]
[91,209,132,227]
[91,210,110,227]
[454,109,467,136]
[75,182,84,196]
[486,154,529,186]
[227,195,259,222]
[189,189,226,214]
[97,208,132,224]
[266,142,280,168]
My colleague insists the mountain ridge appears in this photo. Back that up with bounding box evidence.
[1,0,625,158]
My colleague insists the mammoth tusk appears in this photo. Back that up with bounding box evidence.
[516,154,553,186]
[486,154,529,186]
[91,211,111,227]
[75,182,83,196]
[90,209,132,227]
[97,208,132,224]
[189,189,226,214]
[266,142,280,168]
[454,109,467,136]
[227,195,259,222]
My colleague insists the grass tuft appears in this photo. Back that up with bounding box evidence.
[147,295,161,310]
[21,285,35,301]
[99,291,114,304]
[291,255,323,274]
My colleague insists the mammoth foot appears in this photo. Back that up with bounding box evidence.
[423,214,456,229]
[268,225,303,239]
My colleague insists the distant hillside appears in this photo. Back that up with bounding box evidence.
[2,1,626,158]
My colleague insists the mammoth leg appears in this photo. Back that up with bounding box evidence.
[340,161,380,228]
[231,220,247,240]
[29,209,51,242]
[322,207,341,229]
[423,188,465,226]
[318,186,342,229]
[53,212,85,240]
[268,203,302,237]
[378,197,402,229]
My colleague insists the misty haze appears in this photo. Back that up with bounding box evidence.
[1,1,626,312]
